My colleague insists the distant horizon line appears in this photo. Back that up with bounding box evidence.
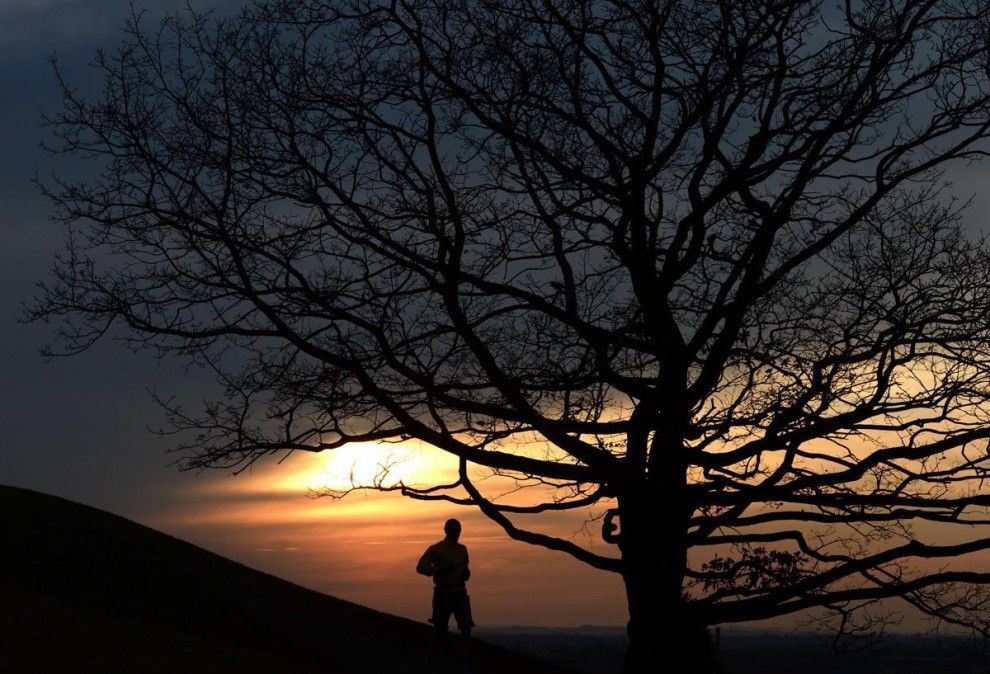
[476,624,985,637]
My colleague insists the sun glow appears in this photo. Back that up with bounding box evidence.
[286,442,457,491]
[280,440,459,494]
[191,440,460,507]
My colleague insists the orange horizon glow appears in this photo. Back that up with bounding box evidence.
[142,425,990,631]
[149,442,629,627]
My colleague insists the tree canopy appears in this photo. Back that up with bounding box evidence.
[32,0,990,670]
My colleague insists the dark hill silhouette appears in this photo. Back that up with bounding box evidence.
[0,485,570,674]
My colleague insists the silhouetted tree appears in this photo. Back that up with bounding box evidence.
[31,1,990,671]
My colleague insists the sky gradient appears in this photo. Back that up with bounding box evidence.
[6,0,990,634]
[0,0,628,628]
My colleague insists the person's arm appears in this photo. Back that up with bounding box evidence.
[461,547,471,582]
[416,547,436,576]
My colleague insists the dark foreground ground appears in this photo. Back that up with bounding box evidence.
[478,626,990,674]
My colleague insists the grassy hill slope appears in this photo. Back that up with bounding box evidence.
[0,486,569,674]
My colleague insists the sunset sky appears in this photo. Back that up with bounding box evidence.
[5,0,990,635]
[0,0,629,627]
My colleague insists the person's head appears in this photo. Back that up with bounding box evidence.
[444,518,462,542]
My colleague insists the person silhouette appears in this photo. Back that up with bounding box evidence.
[416,518,474,638]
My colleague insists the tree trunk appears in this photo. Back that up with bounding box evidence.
[618,492,720,674]
[620,578,719,673]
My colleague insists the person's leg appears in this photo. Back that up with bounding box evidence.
[452,590,474,638]
[431,588,453,636]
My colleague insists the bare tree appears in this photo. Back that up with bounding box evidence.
[30,0,990,671]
